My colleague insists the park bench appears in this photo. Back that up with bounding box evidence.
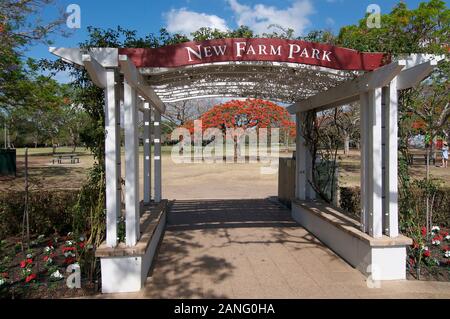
[52,154,80,164]
[407,152,443,165]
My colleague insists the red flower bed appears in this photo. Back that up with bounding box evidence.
[0,234,96,298]
[408,225,450,281]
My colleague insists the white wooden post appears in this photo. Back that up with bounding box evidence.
[143,102,152,205]
[124,80,140,246]
[104,69,121,247]
[383,78,399,237]
[154,108,162,203]
[296,112,307,200]
[305,115,315,200]
[360,92,369,233]
[360,88,383,238]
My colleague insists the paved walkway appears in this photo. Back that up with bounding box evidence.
[106,199,450,299]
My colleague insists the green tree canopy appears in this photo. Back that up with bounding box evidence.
[337,0,449,54]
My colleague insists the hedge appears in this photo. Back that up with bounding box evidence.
[339,186,450,227]
[0,190,79,238]
[339,187,361,220]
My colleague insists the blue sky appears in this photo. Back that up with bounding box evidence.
[26,0,442,82]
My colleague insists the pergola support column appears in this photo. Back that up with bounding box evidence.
[295,112,315,201]
[296,113,306,200]
[360,88,383,238]
[143,102,152,205]
[124,80,140,246]
[104,69,121,247]
[382,78,399,237]
[154,108,162,203]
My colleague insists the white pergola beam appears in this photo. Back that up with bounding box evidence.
[148,71,346,86]
[82,55,107,88]
[140,61,355,78]
[396,60,437,90]
[399,53,446,69]
[50,47,84,66]
[49,47,119,67]
[119,55,166,114]
[153,83,317,95]
[155,89,315,101]
[161,94,242,103]
[161,93,302,104]
[287,61,406,114]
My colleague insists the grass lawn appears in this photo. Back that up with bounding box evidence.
[15,146,172,156]
[337,149,450,188]
[1,147,449,194]
[15,147,91,157]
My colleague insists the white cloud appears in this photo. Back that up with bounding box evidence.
[227,0,314,36]
[164,8,229,35]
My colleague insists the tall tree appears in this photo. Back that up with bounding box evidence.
[335,104,361,155]
[0,0,67,110]
[197,98,294,134]
[404,61,450,171]
[337,0,449,163]
[337,0,449,54]
[7,68,69,151]
[163,99,217,127]
[183,99,295,160]
[337,0,449,249]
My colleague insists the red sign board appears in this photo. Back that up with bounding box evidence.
[119,38,390,71]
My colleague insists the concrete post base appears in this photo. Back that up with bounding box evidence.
[96,201,167,293]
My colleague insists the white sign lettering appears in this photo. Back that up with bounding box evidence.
[186,45,228,61]
[185,41,333,62]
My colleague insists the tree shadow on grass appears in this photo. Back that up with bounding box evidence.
[1,163,87,191]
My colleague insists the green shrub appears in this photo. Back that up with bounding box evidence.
[339,187,361,220]
[432,188,450,227]
[407,184,450,228]
[339,186,450,227]
[0,190,79,238]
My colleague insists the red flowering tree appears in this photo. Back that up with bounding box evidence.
[184,98,295,136]
[200,99,294,133]
[182,99,295,160]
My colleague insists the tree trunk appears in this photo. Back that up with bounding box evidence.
[343,133,350,156]
[70,129,77,153]
[285,130,288,151]
[234,139,238,163]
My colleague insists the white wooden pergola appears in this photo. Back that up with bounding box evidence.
[289,56,440,237]
[50,42,441,292]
